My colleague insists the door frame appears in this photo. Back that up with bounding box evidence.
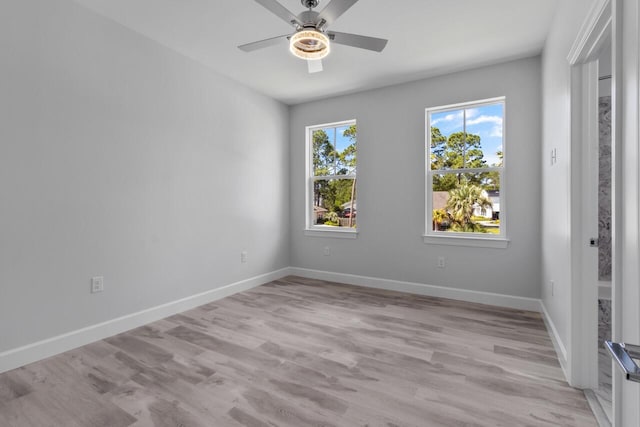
[617,0,640,424]
[567,0,616,408]
[567,0,640,424]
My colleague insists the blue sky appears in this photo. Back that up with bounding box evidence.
[334,125,353,153]
[430,103,504,167]
[317,125,355,174]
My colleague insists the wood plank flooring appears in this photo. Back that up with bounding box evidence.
[0,276,596,426]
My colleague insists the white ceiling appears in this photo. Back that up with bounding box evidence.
[73,0,559,105]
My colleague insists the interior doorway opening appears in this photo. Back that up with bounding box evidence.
[592,40,613,424]
[566,1,618,425]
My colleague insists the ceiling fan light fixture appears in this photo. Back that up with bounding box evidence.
[289,30,330,60]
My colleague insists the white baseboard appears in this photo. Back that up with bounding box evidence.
[289,267,542,312]
[540,300,569,381]
[0,267,292,374]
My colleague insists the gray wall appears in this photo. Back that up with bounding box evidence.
[289,57,542,299]
[541,0,598,361]
[0,0,289,353]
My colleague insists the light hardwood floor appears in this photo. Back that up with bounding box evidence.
[0,276,596,426]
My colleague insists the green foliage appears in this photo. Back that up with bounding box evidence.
[333,180,354,209]
[313,125,357,216]
[445,132,485,169]
[322,211,340,226]
[340,125,357,173]
[446,183,493,229]
[449,222,488,233]
[433,209,449,223]
[430,126,504,192]
[430,125,502,234]
[432,208,450,231]
[482,150,502,191]
[430,127,447,167]
[433,172,460,191]
[431,127,489,191]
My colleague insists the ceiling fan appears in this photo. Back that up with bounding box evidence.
[238,0,388,74]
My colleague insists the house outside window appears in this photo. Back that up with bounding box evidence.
[425,97,507,247]
[306,120,357,237]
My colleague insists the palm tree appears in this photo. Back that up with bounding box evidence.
[446,184,492,228]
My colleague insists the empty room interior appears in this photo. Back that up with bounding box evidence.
[4,0,640,426]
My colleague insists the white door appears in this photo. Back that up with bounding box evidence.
[614,0,640,424]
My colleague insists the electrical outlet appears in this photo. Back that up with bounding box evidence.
[91,276,104,293]
[437,256,445,268]
[550,280,555,296]
[323,246,331,256]
[240,251,248,263]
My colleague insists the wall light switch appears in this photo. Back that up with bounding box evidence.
[91,276,104,293]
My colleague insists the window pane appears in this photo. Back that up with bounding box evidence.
[430,102,504,171]
[432,173,500,234]
[335,125,356,175]
[430,109,464,170]
[313,178,357,228]
[465,103,504,167]
[312,128,336,176]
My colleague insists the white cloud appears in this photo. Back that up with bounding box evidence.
[467,115,503,138]
[466,115,502,126]
[490,128,503,137]
[465,108,479,119]
[431,111,463,126]
[431,112,504,139]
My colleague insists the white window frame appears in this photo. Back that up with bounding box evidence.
[424,97,509,248]
[305,119,358,239]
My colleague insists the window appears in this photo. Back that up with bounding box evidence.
[306,120,357,237]
[425,97,507,247]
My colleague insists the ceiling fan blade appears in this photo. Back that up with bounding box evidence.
[329,31,388,52]
[317,0,359,27]
[238,34,290,52]
[307,59,323,73]
[253,0,302,27]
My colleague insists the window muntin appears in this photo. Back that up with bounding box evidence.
[426,98,505,238]
[307,120,357,232]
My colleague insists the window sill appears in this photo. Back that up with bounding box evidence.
[423,234,509,248]
[305,228,358,239]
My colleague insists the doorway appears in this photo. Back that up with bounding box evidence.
[592,41,613,424]
[567,0,617,424]
[571,1,640,425]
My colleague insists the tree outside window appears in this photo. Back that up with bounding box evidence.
[427,98,505,237]
[307,120,357,231]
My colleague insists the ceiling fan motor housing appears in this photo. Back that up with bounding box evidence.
[301,0,320,10]
[298,11,320,28]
